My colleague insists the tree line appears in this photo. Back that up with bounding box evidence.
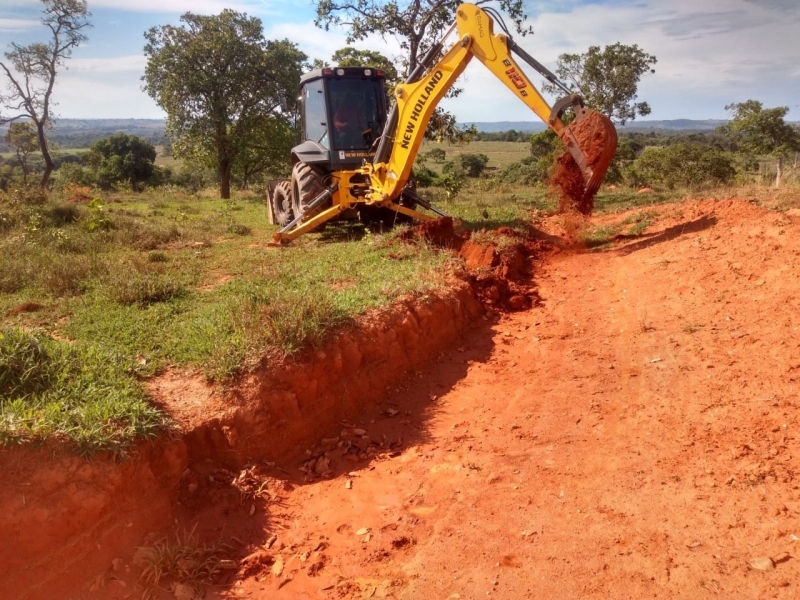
[1,0,798,197]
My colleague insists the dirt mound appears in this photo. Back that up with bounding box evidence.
[400,221,547,312]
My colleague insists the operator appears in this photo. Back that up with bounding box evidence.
[333,93,367,147]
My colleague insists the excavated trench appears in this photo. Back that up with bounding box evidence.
[0,220,548,599]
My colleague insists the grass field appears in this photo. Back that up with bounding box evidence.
[0,186,454,452]
[4,140,792,454]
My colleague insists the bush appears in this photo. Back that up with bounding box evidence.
[496,156,551,185]
[53,163,95,190]
[424,148,447,164]
[91,133,157,191]
[438,161,467,198]
[412,167,437,188]
[459,153,490,177]
[628,143,737,189]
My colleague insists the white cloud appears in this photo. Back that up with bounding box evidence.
[67,55,147,73]
[0,17,38,31]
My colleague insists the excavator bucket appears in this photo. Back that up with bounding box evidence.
[557,106,618,212]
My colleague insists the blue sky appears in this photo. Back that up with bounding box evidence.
[1,0,799,122]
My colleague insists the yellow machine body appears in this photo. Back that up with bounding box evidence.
[274,3,616,242]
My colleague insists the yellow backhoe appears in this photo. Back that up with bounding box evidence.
[267,2,617,242]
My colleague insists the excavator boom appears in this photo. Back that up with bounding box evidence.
[371,2,617,206]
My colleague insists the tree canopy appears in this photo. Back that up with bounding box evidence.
[314,0,530,143]
[0,0,91,188]
[89,133,157,190]
[4,121,39,183]
[722,100,800,188]
[143,11,306,198]
[544,43,656,125]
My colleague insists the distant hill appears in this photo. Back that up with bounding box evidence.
[462,119,734,133]
[0,119,167,152]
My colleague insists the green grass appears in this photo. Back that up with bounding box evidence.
[0,185,453,451]
[0,327,163,454]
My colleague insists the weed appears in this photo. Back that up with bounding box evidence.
[138,525,230,592]
[620,211,658,236]
[226,223,251,236]
[583,225,621,248]
[147,251,169,263]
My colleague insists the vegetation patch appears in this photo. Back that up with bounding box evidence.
[0,327,164,454]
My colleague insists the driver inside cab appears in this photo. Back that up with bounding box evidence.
[333,93,368,148]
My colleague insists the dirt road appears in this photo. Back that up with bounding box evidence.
[94,198,800,600]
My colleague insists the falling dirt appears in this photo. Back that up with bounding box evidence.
[9,197,800,599]
[551,152,590,214]
[551,109,617,216]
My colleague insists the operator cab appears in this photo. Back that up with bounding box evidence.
[294,66,388,171]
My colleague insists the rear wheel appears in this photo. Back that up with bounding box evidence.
[291,162,328,219]
[271,181,293,227]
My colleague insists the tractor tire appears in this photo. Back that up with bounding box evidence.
[271,180,294,227]
[291,162,328,220]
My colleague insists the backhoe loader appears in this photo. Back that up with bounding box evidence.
[267,2,617,242]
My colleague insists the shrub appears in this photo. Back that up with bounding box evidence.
[496,156,551,185]
[628,143,737,189]
[459,153,490,177]
[91,133,157,191]
[412,167,437,188]
[424,148,447,164]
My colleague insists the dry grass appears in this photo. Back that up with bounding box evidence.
[138,525,232,598]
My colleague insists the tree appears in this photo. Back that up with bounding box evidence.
[90,133,157,190]
[543,43,656,125]
[0,0,91,188]
[314,0,530,143]
[331,47,399,88]
[232,115,295,188]
[4,121,39,183]
[143,12,306,199]
[722,100,800,188]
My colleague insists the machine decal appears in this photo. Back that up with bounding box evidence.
[400,70,445,150]
[505,67,528,90]
[343,151,375,159]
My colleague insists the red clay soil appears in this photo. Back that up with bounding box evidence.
[98,196,797,600]
[401,218,544,311]
[10,197,800,600]
[551,109,617,215]
[397,216,466,249]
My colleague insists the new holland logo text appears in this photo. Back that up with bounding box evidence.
[400,70,445,150]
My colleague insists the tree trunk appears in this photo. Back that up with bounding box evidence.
[775,156,782,189]
[36,120,54,189]
[219,159,232,199]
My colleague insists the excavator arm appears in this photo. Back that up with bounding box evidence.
[369,2,617,205]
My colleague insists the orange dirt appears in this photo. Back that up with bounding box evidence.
[401,218,545,311]
[8,197,800,600]
[551,109,616,215]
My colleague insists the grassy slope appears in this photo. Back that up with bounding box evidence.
[0,188,452,452]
